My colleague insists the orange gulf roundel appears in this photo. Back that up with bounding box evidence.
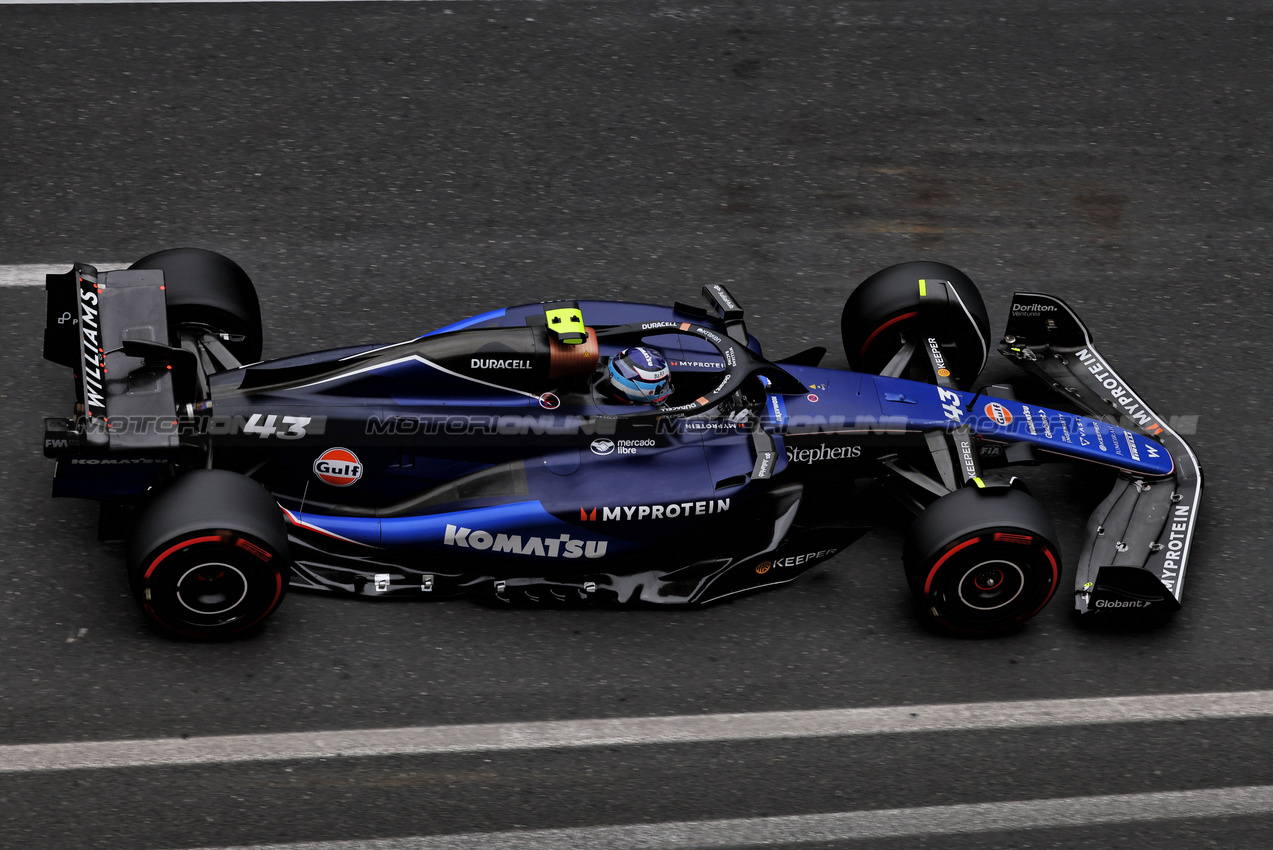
[984,401,1013,427]
[314,448,363,487]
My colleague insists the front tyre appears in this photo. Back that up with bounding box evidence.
[841,261,990,390]
[903,487,1060,636]
[127,470,289,639]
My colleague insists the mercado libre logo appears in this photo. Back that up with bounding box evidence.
[314,448,363,486]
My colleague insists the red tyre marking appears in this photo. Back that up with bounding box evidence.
[993,533,1034,545]
[237,569,286,633]
[924,537,980,595]
[859,311,918,359]
[144,535,222,581]
[234,537,273,562]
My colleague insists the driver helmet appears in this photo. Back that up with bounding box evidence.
[607,346,674,404]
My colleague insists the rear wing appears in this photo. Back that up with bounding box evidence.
[43,263,181,452]
[999,292,1202,615]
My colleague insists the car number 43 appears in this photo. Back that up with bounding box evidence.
[243,413,319,439]
[938,387,963,422]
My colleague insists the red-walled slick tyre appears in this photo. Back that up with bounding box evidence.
[841,261,990,390]
[903,487,1061,636]
[127,470,289,639]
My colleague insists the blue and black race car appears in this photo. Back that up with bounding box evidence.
[41,249,1201,639]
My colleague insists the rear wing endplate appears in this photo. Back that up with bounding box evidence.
[999,292,1202,615]
[43,264,181,452]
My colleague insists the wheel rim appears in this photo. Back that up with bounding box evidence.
[176,561,250,616]
[956,559,1025,612]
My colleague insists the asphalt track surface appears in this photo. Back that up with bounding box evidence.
[2,1,1273,847]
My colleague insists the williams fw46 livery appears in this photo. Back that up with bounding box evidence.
[41,249,1201,638]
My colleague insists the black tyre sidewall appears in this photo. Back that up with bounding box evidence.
[130,247,263,363]
[841,261,990,389]
[128,470,289,639]
[904,488,1060,635]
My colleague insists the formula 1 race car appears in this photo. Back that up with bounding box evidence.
[41,249,1201,638]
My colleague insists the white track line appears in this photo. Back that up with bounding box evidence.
[0,263,127,288]
[3,689,1272,774]
[0,264,67,287]
[184,785,1273,850]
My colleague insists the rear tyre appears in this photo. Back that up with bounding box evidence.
[841,261,990,390]
[127,470,289,639]
[903,487,1060,635]
[130,247,263,363]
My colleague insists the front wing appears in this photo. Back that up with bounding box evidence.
[999,293,1201,615]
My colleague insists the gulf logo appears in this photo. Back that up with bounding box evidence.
[314,448,363,487]
[984,402,1013,427]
